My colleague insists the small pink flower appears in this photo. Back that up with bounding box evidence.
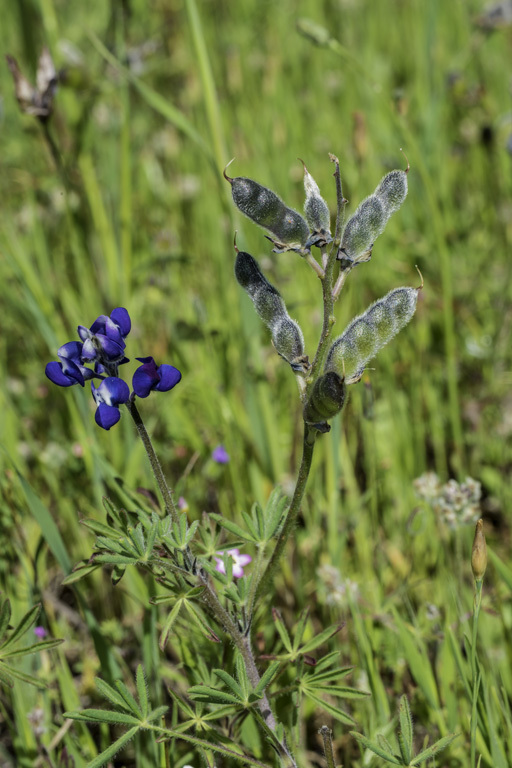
[214,548,252,578]
[34,626,47,639]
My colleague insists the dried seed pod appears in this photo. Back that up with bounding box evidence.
[225,163,310,252]
[338,195,387,262]
[303,371,346,427]
[234,248,306,368]
[301,160,332,248]
[325,285,419,383]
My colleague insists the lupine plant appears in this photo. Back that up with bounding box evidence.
[29,149,459,768]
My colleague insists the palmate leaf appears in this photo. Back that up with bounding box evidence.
[85,727,139,768]
[0,600,63,689]
[350,730,402,764]
[188,684,243,707]
[410,732,459,765]
[304,690,356,725]
[350,697,459,766]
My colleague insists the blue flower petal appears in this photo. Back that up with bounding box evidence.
[95,402,122,430]
[111,307,131,337]
[89,315,109,335]
[95,334,125,362]
[155,364,182,392]
[58,341,83,361]
[99,377,130,406]
[46,361,83,387]
[132,360,158,398]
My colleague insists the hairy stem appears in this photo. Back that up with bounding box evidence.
[254,426,316,605]
[126,399,179,525]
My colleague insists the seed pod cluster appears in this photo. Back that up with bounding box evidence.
[303,371,346,429]
[338,163,409,264]
[225,164,310,253]
[325,286,419,383]
[234,249,307,370]
[301,160,332,248]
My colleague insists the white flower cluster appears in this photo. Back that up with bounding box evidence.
[414,472,481,529]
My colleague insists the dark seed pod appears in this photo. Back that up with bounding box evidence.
[234,248,305,367]
[325,285,419,383]
[301,160,332,248]
[225,163,310,252]
[303,371,346,426]
[338,195,387,262]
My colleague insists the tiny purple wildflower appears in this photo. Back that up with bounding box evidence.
[132,356,181,398]
[214,549,252,578]
[34,626,47,639]
[91,377,130,430]
[212,445,230,464]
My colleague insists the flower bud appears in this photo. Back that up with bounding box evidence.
[225,164,310,252]
[234,249,306,368]
[325,286,419,383]
[303,371,346,426]
[301,160,332,248]
[471,519,487,581]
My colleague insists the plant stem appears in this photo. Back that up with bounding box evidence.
[470,578,483,768]
[254,426,316,605]
[319,725,337,768]
[126,399,179,525]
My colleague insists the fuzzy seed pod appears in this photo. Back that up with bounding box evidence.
[225,164,310,252]
[234,249,306,367]
[301,160,332,248]
[271,316,305,366]
[339,195,387,262]
[303,371,346,426]
[325,286,419,383]
[338,160,409,263]
[375,169,408,214]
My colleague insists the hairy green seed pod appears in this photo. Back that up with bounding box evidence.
[271,316,305,365]
[338,159,409,263]
[303,371,346,426]
[339,195,387,262]
[375,169,408,214]
[234,249,305,366]
[301,160,331,247]
[325,286,419,383]
[225,164,310,252]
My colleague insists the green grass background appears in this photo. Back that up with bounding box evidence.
[1,0,511,765]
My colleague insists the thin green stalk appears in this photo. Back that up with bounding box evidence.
[471,578,483,768]
[254,427,316,605]
[125,399,179,524]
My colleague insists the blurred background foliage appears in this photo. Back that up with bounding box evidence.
[1,0,512,765]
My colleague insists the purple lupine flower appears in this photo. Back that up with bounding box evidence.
[91,377,130,430]
[78,308,131,369]
[214,549,252,578]
[45,341,96,387]
[212,445,230,464]
[34,626,47,639]
[132,356,181,398]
